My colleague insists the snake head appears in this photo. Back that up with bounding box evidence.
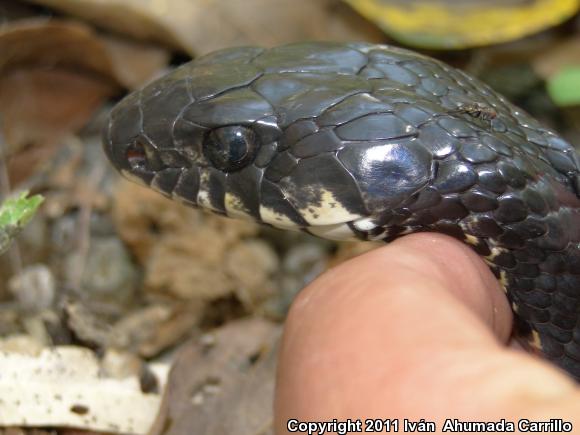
[104,43,443,240]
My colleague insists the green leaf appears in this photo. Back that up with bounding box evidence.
[0,191,44,254]
[547,66,580,107]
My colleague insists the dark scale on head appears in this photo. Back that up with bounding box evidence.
[104,42,580,380]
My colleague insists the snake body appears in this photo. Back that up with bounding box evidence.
[103,42,580,379]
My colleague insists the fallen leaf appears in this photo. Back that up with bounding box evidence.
[344,0,580,49]
[101,34,170,90]
[0,68,115,154]
[0,346,169,434]
[27,0,385,55]
[108,303,202,358]
[0,19,117,79]
[0,17,169,88]
[149,318,281,435]
[0,19,118,185]
[0,18,169,186]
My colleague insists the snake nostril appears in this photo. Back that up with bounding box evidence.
[126,139,150,171]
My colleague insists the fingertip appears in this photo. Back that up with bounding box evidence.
[275,233,514,426]
[390,233,512,339]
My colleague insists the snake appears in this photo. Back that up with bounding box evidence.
[103,42,580,380]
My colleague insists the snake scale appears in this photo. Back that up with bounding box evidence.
[103,42,580,380]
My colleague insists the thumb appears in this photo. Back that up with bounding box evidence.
[275,233,578,430]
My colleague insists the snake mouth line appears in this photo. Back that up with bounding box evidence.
[139,163,380,242]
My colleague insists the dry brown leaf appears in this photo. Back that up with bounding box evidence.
[0,17,168,88]
[0,18,169,186]
[26,0,187,50]
[149,318,281,435]
[1,69,114,185]
[0,19,115,76]
[27,0,385,55]
[101,34,170,90]
[0,19,117,185]
[0,68,114,152]
[108,303,202,358]
[178,0,386,53]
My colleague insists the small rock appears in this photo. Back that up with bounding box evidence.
[63,300,111,349]
[8,264,55,312]
[0,307,20,336]
[263,243,328,319]
[65,236,138,308]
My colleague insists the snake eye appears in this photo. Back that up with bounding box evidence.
[203,126,258,172]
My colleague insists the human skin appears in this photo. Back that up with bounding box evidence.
[274,233,580,433]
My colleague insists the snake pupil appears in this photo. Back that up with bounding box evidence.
[204,126,257,171]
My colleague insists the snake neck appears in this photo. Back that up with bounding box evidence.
[348,175,580,379]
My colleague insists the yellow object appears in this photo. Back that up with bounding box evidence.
[345,0,580,49]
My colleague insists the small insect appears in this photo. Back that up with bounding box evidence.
[451,102,497,121]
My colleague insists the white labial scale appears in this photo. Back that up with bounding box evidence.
[499,270,509,293]
[464,234,480,246]
[224,192,255,220]
[297,189,362,226]
[353,216,378,232]
[259,205,303,231]
[197,191,212,208]
[196,169,216,211]
[308,223,358,241]
[459,222,480,246]
[529,330,543,351]
[483,244,510,294]
[485,245,506,261]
